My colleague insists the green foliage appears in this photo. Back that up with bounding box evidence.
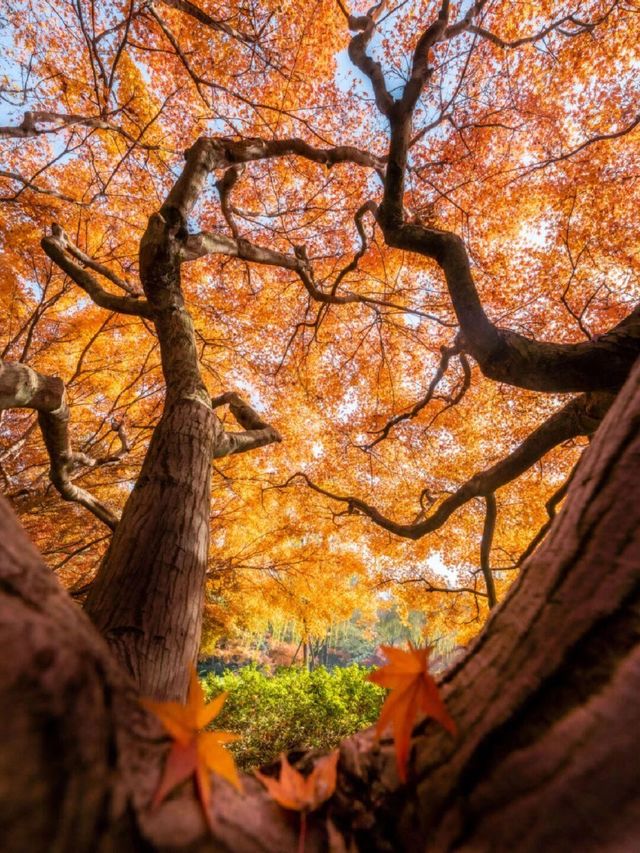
[201,665,384,770]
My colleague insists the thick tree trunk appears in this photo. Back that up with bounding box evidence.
[1,361,639,852]
[333,358,640,851]
[84,212,219,701]
[83,399,216,701]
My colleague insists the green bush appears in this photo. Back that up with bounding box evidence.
[201,665,384,770]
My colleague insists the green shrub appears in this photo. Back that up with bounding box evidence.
[201,665,384,770]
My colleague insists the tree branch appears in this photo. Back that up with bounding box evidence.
[285,392,613,540]
[0,362,123,529]
[516,461,579,567]
[347,3,395,117]
[182,226,447,322]
[480,493,497,607]
[0,109,168,151]
[381,220,640,392]
[336,0,639,395]
[41,224,153,317]
[0,169,84,204]
[158,0,257,45]
[211,392,281,458]
[399,0,451,115]
[365,341,465,448]
[468,4,620,49]
[162,136,383,224]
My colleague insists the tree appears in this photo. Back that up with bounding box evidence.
[1,0,639,849]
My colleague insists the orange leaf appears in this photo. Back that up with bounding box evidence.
[368,643,456,781]
[255,750,338,813]
[141,666,241,831]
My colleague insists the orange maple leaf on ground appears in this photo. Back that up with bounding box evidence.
[141,667,241,831]
[255,751,339,853]
[368,644,456,781]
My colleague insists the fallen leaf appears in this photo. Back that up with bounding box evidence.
[255,750,338,812]
[255,752,338,853]
[368,643,456,781]
[141,666,241,830]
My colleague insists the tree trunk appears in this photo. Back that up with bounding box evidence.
[1,360,639,852]
[84,212,219,701]
[83,399,216,701]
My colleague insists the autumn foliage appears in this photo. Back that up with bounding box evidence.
[2,0,639,655]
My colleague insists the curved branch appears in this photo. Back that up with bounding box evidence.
[514,112,640,179]
[468,3,619,49]
[338,0,638,394]
[365,341,462,448]
[516,460,579,566]
[480,493,497,608]
[382,221,640,392]
[216,165,243,239]
[0,109,169,152]
[211,392,282,458]
[399,0,451,115]
[287,391,613,540]
[42,225,153,318]
[162,136,384,223]
[0,362,122,529]
[182,228,445,321]
[347,3,395,117]
[0,169,84,204]
[329,200,378,297]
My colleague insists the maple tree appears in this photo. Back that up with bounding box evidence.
[0,0,639,850]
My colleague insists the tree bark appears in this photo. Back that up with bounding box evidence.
[83,399,216,701]
[84,210,219,701]
[1,358,639,850]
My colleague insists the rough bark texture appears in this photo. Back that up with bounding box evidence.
[83,204,218,701]
[0,495,141,852]
[83,399,216,701]
[328,359,640,852]
[1,360,638,853]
